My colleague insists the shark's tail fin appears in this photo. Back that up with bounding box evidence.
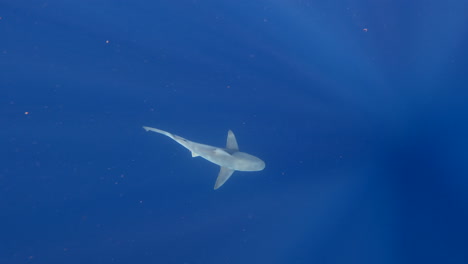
[143,126,176,140]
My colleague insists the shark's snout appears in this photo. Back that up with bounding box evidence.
[251,158,265,171]
[231,152,265,171]
[257,160,266,171]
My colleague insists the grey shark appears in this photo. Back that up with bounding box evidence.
[143,126,265,189]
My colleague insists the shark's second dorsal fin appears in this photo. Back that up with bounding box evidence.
[226,130,239,151]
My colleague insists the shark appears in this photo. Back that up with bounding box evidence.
[143,126,265,189]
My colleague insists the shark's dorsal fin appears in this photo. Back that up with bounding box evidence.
[226,130,239,151]
[213,148,227,155]
[214,166,235,190]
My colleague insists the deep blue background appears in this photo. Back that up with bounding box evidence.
[1,0,467,263]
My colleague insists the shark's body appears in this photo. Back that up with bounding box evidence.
[143,126,265,189]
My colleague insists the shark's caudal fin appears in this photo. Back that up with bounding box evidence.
[214,166,235,190]
[143,126,193,155]
[226,130,239,151]
[143,126,175,140]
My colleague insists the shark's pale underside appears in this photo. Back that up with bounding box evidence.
[143,126,265,189]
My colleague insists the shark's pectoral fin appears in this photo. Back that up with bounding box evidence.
[214,167,235,190]
[191,151,200,157]
[226,130,239,151]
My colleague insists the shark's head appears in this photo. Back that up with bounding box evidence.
[231,152,265,171]
[251,157,266,171]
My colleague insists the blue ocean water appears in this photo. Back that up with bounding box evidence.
[1,0,467,263]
